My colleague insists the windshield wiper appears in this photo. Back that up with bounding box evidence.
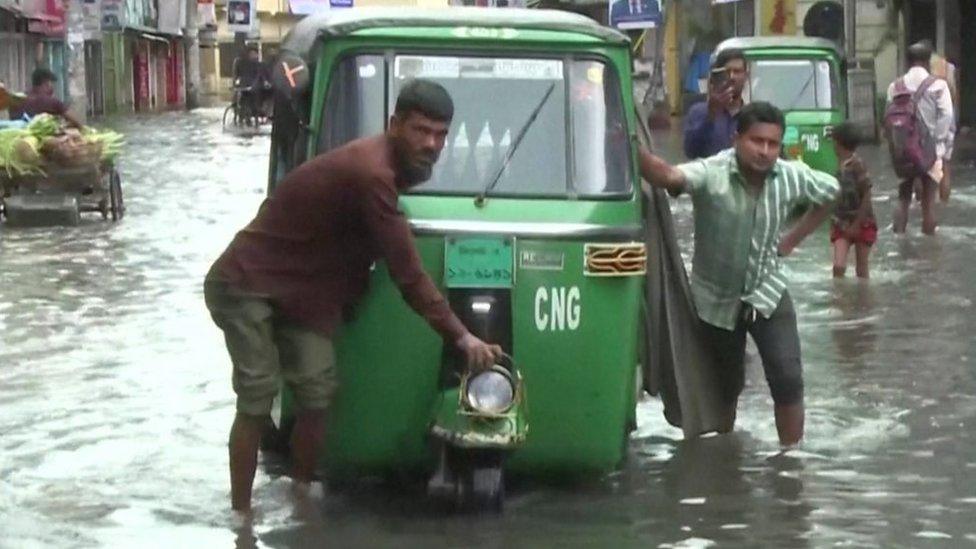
[475,82,556,206]
[785,71,817,111]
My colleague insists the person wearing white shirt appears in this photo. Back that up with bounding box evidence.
[886,42,954,235]
[928,44,959,202]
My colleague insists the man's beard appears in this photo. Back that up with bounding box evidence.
[394,144,438,186]
[400,160,434,186]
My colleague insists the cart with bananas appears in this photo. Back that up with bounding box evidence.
[0,114,125,224]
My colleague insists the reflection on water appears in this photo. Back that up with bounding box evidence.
[1,114,975,546]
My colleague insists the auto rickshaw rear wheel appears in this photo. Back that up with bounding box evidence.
[260,415,295,455]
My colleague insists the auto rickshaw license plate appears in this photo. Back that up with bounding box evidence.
[444,237,514,288]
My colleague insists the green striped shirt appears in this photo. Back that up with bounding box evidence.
[676,149,839,330]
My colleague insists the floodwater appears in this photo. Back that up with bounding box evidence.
[1,110,975,548]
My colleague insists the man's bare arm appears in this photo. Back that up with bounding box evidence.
[636,144,687,193]
[62,110,83,129]
[778,202,832,256]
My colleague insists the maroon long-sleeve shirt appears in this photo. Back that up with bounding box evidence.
[211,135,468,342]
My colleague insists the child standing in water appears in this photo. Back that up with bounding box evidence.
[830,123,876,278]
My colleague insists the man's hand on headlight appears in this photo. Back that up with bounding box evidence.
[456,333,503,371]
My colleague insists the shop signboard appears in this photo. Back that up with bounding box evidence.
[101,0,125,31]
[198,0,216,27]
[82,0,102,40]
[760,0,796,35]
[158,0,185,36]
[289,0,354,15]
[447,0,527,6]
[227,0,256,33]
[609,0,663,30]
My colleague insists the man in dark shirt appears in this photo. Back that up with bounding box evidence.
[683,48,747,159]
[205,79,502,512]
[232,45,270,119]
[9,68,83,128]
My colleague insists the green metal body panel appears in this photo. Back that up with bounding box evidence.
[322,238,447,476]
[506,238,641,475]
[315,233,643,477]
[783,110,843,175]
[739,47,847,175]
[277,16,644,479]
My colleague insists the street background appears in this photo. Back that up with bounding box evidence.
[1,109,975,547]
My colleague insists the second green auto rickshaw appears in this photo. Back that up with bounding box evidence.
[715,36,847,175]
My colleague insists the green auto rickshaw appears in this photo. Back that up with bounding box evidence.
[715,36,847,175]
[265,7,649,510]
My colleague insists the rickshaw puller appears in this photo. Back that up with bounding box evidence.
[9,68,84,128]
[205,79,502,512]
[638,102,839,447]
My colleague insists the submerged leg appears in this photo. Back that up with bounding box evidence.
[920,177,938,235]
[773,403,805,447]
[854,242,871,279]
[832,237,851,278]
[748,293,805,447]
[893,180,913,233]
[700,320,748,434]
[290,410,326,483]
[230,413,266,511]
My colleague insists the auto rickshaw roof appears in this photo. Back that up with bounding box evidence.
[281,7,629,61]
[714,36,843,59]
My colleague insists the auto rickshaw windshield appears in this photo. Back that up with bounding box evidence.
[317,53,632,198]
[747,58,836,111]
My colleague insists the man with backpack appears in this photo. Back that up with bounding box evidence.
[885,42,954,235]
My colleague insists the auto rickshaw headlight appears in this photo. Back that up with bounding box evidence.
[465,366,515,415]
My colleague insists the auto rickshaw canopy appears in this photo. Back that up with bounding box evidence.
[713,36,844,62]
[280,7,630,64]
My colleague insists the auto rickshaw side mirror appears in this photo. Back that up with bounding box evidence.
[270,51,311,102]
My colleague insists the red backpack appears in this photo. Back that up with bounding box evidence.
[884,76,938,179]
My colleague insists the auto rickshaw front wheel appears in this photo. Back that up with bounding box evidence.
[429,444,505,513]
[459,464,504,513]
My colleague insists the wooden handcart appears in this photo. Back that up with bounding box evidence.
[0,160,124,224]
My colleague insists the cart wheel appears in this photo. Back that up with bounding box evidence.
[109,169,124,221]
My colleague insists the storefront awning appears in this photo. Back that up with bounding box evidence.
[124,24,183,41]
[2,5,66,37]
[26,12,64,36]
[139,32,173,44]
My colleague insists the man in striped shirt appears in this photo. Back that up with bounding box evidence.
[638,102,839,447]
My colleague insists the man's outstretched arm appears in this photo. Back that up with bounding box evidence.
[636,144,687,193]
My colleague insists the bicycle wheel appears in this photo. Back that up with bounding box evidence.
[222,104,235,128]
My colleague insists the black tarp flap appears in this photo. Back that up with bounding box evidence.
[637,107,735,439]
